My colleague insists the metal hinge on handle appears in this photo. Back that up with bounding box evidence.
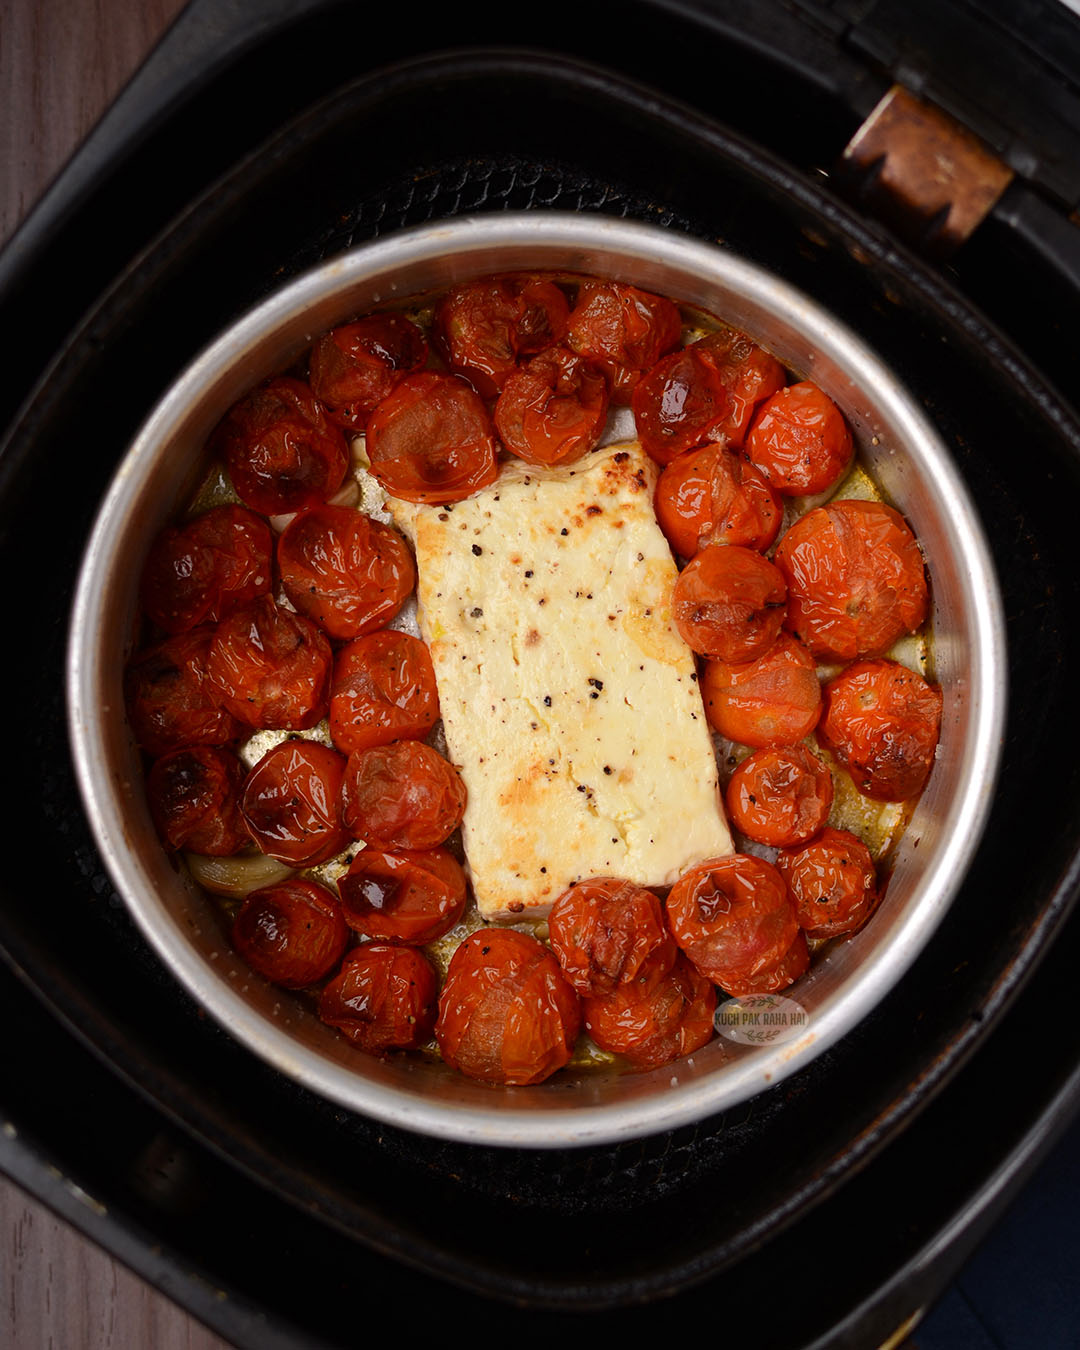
[838,84,1015,258]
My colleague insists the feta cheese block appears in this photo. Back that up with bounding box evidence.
[388,441,734,921]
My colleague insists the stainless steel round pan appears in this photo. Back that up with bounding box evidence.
[67,211,1005,1148]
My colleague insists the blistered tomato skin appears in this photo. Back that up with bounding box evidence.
[819,658,942,801]
[547,878,677,999]
[140,504,273,636]
[654,442,782,556]
[672,545,787,663]
[329,630,439,755]
[694,329,787,446]
[494,347,610,466]
[309,313,428,432]
[775,499,928,662]
[232,879,348,989]
[240,740,349,867]
[702,633,822,748]
[125,628,243,756]
[320,943,438,1054]
[735,930,810,995]
[583,953,716,1072]
[146,745,250,856]
[277,506,416,641]
[565,281,682,403]
[338,845,467,945]
[212,377,348,516]
[206,596,332,730]
[726,744,834,847]
[433,275,569,399]
[436,929,581,1085]
[745,381,854,496]
[365,371,499,504]
[777,827,878,938]
[666,854,799,995]
[340,740,467,850]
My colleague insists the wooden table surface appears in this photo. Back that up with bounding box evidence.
[1,4,237,1345]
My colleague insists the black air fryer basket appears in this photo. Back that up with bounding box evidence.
[4,2,1080,1346]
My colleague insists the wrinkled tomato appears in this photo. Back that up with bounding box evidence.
[125,628,243,756]
[735,930,810,995]
[565,280,681,403]
[633,328,785,460]
[583,953,716,1072]
[340,740,467,850]
[309,313,428,431]
[211,376,348,516]
[338,844,466,945]
[777,827,878,938]
[774,499,928,661]
[319,943,439,1054]
[726,743,834,847]
[547,877,676,999]
[819,658,942,801]
[433,274,569,398]
[277,505,415,640]
[206,596,332,730]
[365,371,499,504]
[232,879,347,989]
[666,854,799,995]
[701,632,822,748]
[146,745,250,856]
[436,929,581,1085]
[494,346,610,466]
[745,381,853,496]
[654,441,782,557]
[140,504,272,636]
[329,630,439,755]
[240,739,349,867]
[672,544,787,662]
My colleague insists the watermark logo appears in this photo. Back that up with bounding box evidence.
[714,993,809,1046]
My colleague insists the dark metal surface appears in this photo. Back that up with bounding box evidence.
[3,0,1080,1341]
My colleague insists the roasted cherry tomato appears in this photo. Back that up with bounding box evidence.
[365,371,499,504]
[211,376,348,516]
[329,630,439,755]
[745,381,853,496]
[206,596,332,730]
[735,930,810,994]
[433,274,569,398]
[125,628,243,756]
[818,658,942,801]
[666,854,799,995]
[341,740,467,850]
[319,943,438,1053]
[654,442,782,557]
[146,745,250,855]
[277,505,415,640]
[632,328,785,460]
[726,744,834,847]
[494,346,610,466]
[309,313,428,431]
[777,827,878,938]
[583,953,716,1072]
[547,877,677,999]
[774,499,928,661]
[702,633,822,748]
[672,544,787,662]
[240,739,349,867]
[565,281,681,403]
[436,929,581,1085]
[338,845,466,945]
[140,504,272,635]
[232,879,347,989]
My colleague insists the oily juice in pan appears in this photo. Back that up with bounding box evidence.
[126,270,940,1085]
